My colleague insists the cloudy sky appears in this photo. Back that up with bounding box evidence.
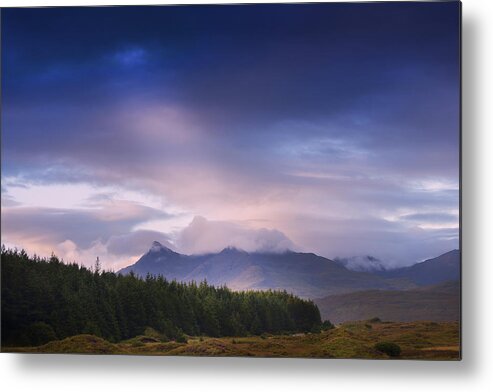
[1,3,460,270]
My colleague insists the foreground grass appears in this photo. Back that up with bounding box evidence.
[4,320,460,360]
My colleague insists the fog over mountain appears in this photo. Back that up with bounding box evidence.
[333,255,388,272]
[176,216,295,255]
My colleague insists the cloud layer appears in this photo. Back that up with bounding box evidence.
[1,3,460,268]
[177,216,295,255]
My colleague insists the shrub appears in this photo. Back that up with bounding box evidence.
[175,333,187,343]
[368,317,382,323]
[159,334,170,343]
[260,333,269,339]
[321,320,335,331]
[374,342,401,357]
[143,326,168,342]
[143,327,160,338]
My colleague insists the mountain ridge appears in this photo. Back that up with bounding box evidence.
[376,249,460,286]
[118,243,459,299]
[118,242,425,298]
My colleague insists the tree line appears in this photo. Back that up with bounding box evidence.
[1,247,322,346]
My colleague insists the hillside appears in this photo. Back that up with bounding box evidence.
[315,281,460,324]
[377,249,460,286]
[7,320,460,360]
[118,242,415,298]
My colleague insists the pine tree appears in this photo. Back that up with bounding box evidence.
[94,257,101,275]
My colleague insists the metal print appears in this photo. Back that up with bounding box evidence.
[0,2,461,359]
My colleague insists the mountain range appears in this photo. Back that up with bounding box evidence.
[118,242,460,300]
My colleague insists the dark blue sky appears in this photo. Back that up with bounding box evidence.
[1,2,460,269]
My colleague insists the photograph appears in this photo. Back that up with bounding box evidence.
[1,1,461,360]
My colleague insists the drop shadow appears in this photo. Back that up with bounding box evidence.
[6,5,480,381]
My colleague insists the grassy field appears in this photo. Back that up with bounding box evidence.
[315,281,460,324]
[4,320,460,360]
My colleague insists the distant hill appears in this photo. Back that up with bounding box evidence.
[118,242,415,298]
[376,250,460,286]
[315,281,460,324]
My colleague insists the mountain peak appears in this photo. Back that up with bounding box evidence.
[220,246,247,255]
[149,241,175,253]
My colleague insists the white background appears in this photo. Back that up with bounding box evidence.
[1,0,492,391]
